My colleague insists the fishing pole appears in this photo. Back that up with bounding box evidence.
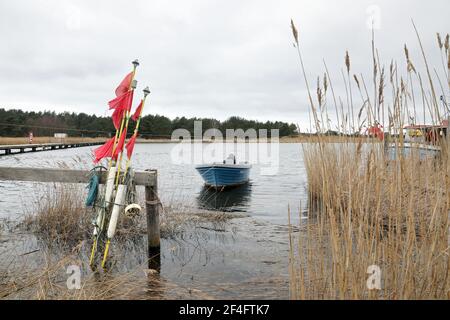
[108,59,139,169]
[122,86,151,183]
[89,60,139,269]
[101,86,151,268]
[113,105,132,186]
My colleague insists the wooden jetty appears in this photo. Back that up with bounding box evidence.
[0,166,161,271]
[0,142,104,156]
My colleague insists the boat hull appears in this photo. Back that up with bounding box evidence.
[386,142,440,160]
[195,164,251,188]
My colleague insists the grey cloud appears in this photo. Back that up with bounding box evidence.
[0,0,448,128]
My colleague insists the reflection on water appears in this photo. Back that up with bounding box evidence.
[197,184,252,212]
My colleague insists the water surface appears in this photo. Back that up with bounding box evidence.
[0,143,307,299]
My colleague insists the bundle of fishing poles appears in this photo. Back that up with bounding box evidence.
[87,59,150,270]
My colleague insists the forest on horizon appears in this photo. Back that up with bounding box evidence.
[0,108,299,138]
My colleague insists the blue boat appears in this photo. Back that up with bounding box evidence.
[195,154,251,188]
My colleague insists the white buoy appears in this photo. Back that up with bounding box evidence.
[125,203,142,217]
[107,184,127,239]
[104,166,117,205]
[93,167,117,236]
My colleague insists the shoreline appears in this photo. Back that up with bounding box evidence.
[0,136,381,145]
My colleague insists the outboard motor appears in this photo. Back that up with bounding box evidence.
[225,154,236,164]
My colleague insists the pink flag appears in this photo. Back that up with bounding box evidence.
[93,137,115,163]
[126,133,137,159]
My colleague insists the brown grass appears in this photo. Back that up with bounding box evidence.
[22,184,145,247]
[0,250,212,300]
[289,20,450,299]
[279,135,379,143]
[1,183,237,299]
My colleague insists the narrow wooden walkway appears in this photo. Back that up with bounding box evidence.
[0,142,104,156]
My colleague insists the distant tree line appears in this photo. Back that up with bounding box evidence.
[0,108,298,138]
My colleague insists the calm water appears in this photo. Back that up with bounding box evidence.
[0,143,307,224]
[0,143,307,299]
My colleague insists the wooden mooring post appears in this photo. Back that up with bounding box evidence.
[145,169,160,271]
[0,166,161,271]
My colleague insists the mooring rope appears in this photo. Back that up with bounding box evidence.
[85,166,106,207]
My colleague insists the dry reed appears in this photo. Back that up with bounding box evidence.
[289,19,450,299]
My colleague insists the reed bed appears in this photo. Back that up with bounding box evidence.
[288,20,450,299]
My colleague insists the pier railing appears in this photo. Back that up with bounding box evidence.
[0,166,160,271]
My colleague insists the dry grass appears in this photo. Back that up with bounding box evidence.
[279,135,378,143]
[293,142,450,299]
[22,184,145,247]
[0,249,213,300]
[0,136,106,145]
[289,20,450,299]
[0,182,238,299]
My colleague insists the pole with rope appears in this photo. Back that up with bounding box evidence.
[89,59,139,269]
[108,59,139,169]
[101,86,151,268]
[122,86,151,183]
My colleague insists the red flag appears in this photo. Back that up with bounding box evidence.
[108,90,132,110]
[93,137,115,163]
[111,91,134,129]
[115,72,133,97]
[112,127,127,160]
[367,125,384,141]
[126,133,137,159]
[131,100,143,121]
[112,107,125,130]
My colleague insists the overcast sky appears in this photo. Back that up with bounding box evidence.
[0,0,448,129]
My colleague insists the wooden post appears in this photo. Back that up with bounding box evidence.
[145,169,160,271]
[0,166,160,269]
